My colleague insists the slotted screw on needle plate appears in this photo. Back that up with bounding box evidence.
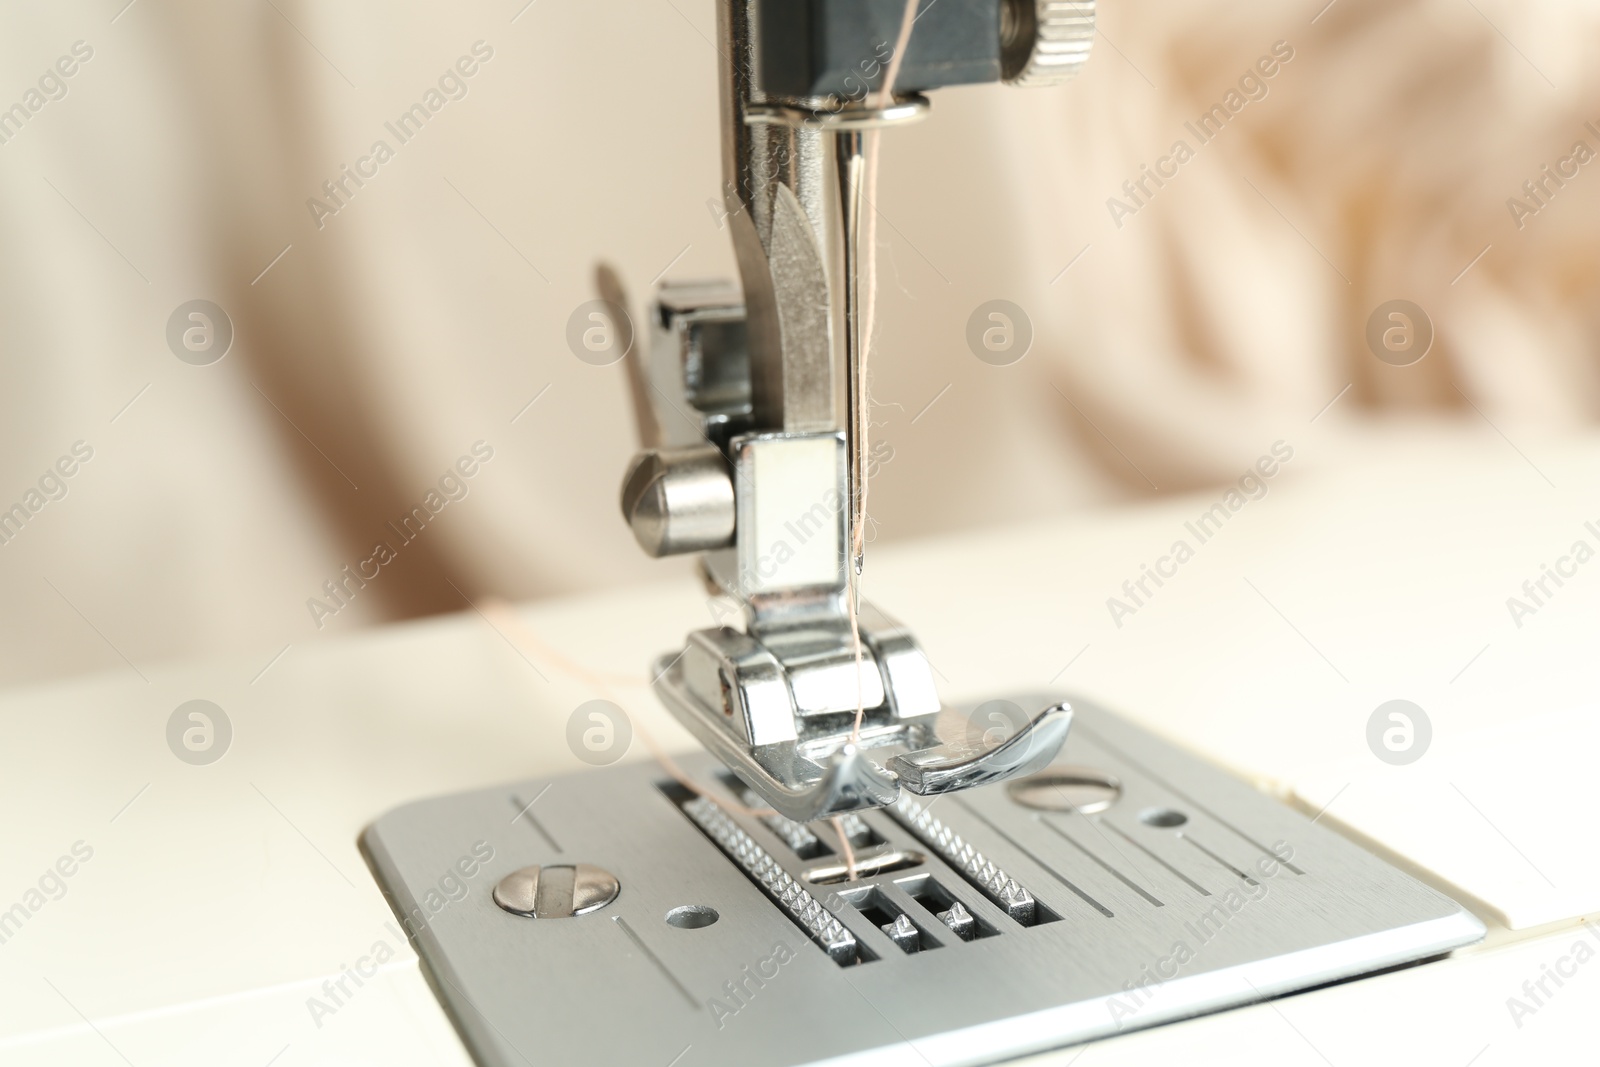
[493,864,620,918]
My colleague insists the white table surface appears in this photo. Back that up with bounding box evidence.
[3,429,1597,1065]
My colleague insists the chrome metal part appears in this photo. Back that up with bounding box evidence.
[938,900,976,940]
[802,849,928,885]
[718,0,834,434]
[1007,766,1124,813]
[883,913,922,953]
[836,126,869,578]
[651,422,1069,814]
[620,446,735,557]
[891,793,1038,924]
[886,702,1073,794]
[363,697,1486,1067]
[1001,0,1096,87]
[654,642,1071,821]
[612,0,1087,821]
[658,705,898,823]
[743,790,826,855]
[681,794,861,965]
[745,94,932,131]
[835,811,874,846]
[635,280,752,450]
[491,864,619,918]
[714,430,850,616]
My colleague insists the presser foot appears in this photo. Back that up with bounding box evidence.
[651,637,1072,822]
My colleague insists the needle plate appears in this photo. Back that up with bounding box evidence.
[361,696,1484,1067]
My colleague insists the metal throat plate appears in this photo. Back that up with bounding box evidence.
[361,697,1484,1067]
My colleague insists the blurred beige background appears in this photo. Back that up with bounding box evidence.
[1,0,1596,689]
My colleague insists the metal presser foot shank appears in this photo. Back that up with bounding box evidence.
[614,285,1072,821]
[624,381,1073,821]
[608,0,1098,820]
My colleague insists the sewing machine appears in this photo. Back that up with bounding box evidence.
[356,3,1488,1063]
[13,1,1600,1065]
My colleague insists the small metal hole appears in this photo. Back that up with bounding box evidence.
[1140,808,1187,828]
[665,905,720,929]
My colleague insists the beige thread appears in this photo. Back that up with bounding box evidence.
[479,597,778,819]
[848,0,921,755]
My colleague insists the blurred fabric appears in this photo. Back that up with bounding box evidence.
[0,0,1595,688]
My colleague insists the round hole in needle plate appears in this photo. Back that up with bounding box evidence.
[1139,808,1187,828]
[666,905,720,929]
[1006,767,1122,814]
